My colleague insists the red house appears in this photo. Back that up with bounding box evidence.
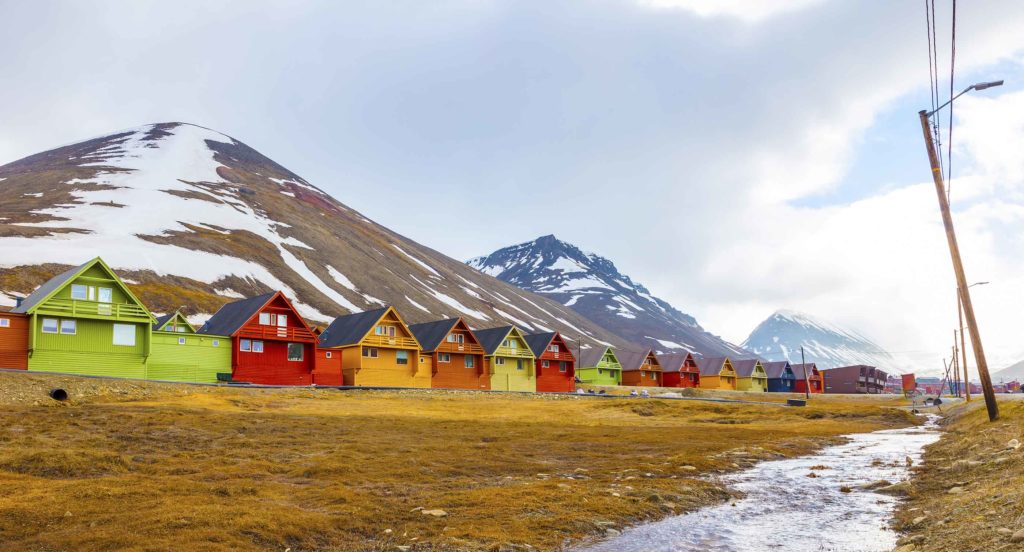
[658,352,700,388]
[791,362,823,394]
[199,291,321,385]
[525,332,576,393]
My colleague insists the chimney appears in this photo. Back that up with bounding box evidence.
[14,297,23,308]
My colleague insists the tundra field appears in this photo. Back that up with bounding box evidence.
[0,372,915,551]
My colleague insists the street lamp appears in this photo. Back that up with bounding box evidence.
[957,281,989,402]
[919,79,1003,421]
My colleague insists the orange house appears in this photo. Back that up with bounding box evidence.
[318,306,429,388]
[409,317,489,390]
[0,311,28,370]
[525,331,576,393]
[619,349,663,387]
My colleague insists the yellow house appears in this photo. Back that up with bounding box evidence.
[731,359,768,392]
[696,357,737,390]
[318,306,430,388]
[474,326,536,392]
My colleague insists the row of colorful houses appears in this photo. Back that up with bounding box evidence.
[0,257,832,394]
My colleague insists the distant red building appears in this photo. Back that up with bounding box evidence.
[659,352,700,388]
[791,363,823,394]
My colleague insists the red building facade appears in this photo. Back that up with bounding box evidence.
[525,332,576,393]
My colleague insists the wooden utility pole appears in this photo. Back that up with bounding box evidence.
[800,346,810,399]
[919,110,998,420]
[957,293,970,401]
[952,343,960,397]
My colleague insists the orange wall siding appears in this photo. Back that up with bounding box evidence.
[430,352,489,390]
[313,348,343,386]
[0,313,28,370]
[622,369,661,387]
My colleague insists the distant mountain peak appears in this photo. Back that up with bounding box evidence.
[743,309,896,370]
[468,236,751,357]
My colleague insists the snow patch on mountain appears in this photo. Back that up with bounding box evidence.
[743,310,899,371]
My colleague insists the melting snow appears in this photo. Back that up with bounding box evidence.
[549,256,587,273]
[392,244,441,276]
[405,295,431,314]
[493,308,534,330]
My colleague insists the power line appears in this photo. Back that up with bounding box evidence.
[947,0,957,203]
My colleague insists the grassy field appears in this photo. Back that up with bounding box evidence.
[894,398,1024,551]
[0,372,915,551]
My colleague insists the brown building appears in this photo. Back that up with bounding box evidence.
[821,364,888,394]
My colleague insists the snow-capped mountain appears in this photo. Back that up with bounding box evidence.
[0,122,628,347]
[991,359,1024,383]
[467,235,751,357]
[742,310,897,370]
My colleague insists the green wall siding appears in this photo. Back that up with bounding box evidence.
[148,332,231,383]
[577,366,621,385]
[29,318,147,378]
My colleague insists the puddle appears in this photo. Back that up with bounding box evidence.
[580,414,941,552]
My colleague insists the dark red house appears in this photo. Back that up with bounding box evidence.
[525,331,576,393]
[791,362,823,394]
[199,291,321,385]
[658,352,700,388]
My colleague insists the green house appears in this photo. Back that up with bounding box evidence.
[474,325,537,392]
[13,257,156,378]
[148,311,231,383]
[577,346,623,386]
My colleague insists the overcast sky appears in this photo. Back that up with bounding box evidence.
[2,0,1024,374]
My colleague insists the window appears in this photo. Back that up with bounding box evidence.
[464,356,475,369]
[375,325,397,337]
[98,287,112,303]
[240,339,252,352]
[176,326,188,333]
[495,357,505,366]
[447,333,464,344]
[508,340,517,349]
[60,320,77,335]
[516,359,524,371]
[363,347,378,358]
[439,353,451,363]
[178,337,186,345]
[259,313,271,325]
[113,324,136,346]
[325,351,332,359]
[396,351,409,365]
[542,360,550,368]
[548,344,559,353]
[277,314,287,327]
[598,369,604,375]
[252,341,264,353]
[560,362,568,373]
[287,343,304,362]
[71,284,88,300]
[212,339,220,347]
[0,318,8,328]
[42,318,59,333]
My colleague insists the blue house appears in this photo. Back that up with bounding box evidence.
[763,360,797,392]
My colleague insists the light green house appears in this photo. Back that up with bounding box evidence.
[13,257,155,378]
[148,312,231,383]
[577,346,623,386]
[474,325,537,392]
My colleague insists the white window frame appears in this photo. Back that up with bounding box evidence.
[259,312,271,325]
[0,318,10,328]
[548,344,559,353]
[464,355,475,369]
[98,287,112,303]
[277,314,287,327]
[252,340,264,353]
[542,360,550,368]
[439,353,451,363]
[178,337,186,345]
[112,324,136,346]
[495,357,505,366]
[560,362,568,373]
[396,350,409,365]
[212,339,220,347]
[240,339,252,352]
[71,285,88,300]
[325,351,332,359]
[60,319,77,335]
[42,318,59,334]
[287,343,304,362]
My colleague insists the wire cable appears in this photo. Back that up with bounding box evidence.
[947,0,957,203]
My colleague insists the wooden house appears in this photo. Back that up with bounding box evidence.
[577,346,623,386]
[318,306,428,388]
[791,363,823,394]
[199,291,318,385]
[696,357,737,390]
[12,258,155,378]
[148,311,231,383]
[0,310,28,370]
[525,331,575,393]
[618,349,663,387]
[658,352,700,388]
[762,360,797,393]
[474,326,536,392]
[732,359,768,392]
[409,317,488,390]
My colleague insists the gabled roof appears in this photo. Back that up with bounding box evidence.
[318,306,392,348]
[474,325,516,355]
[732,359,765,378]
[153,311,196,333]
[761,360,794,379]
[791,363,821,378]
[579,345,619,368]
[618,349,659,372]
[200,292,276,336]
[659,352,697,373]
[696,357,730,377]
[524,332,556,357]
[12,257,153,321]
[408,318,461,353]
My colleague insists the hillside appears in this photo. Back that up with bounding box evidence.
[992,359,1024,382]
[467,235,751,357]
[0,123,626,347]
[742,310,897,370]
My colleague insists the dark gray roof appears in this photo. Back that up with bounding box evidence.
[11,259,91,314]
[696,357,729,376]
[579,346,614,368]
[408,318,460,352]
[318,307,390,348]
[617,349,655,372]
[659,352,696,373]
[790,363,821,378]
[198,292,275,336]
[762,361,794,379]
[474,326,514,355]
[524,332,556,357]
[152,313,174,331]
[732,359,763,377]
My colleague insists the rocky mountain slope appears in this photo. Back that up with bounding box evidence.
[467,235,751,357]
[742,310,897,370]
[0,122,627,347]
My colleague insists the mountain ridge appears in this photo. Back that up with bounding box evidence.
[742,310,898,370]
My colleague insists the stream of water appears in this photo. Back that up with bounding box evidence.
[581,414,941,552]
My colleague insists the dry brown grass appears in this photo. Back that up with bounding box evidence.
[0,372,915,551]
[894,399,1024,551]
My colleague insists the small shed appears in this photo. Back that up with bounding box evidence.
[762,360,796,393]
[577,346,622,386]
[658,352,700,388]
[525,331,576,393]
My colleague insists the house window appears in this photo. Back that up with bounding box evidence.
[240,339,252,352]
[548,345,559,353]
[363,347,379,358]
[375,325,397,337]
[98,287,112,303]
[287,343,304,361]
[464,356,475,369]
[560,362,568,373]
[252,341,264,353]
[396,351,409,365]
[177,337,186,345]
[277,314,287,327]
[439,353,451,363]
[325,351,332,359]
[516,359,524,371]
[259,313,271,325]
[112,324,136,346]
[212,339,220,347]
[176,327,188,333]
[598,369,604,375]
[0,318,9,328]
[508,340,517,349]
[640,372,645,378]
[71,284,88,300]
[495,357,505,366]
[60,320,77,335]
[447,333,464,343]
[542,360,550,368]
[42,318,59,333]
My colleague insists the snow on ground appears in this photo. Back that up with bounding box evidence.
[565,294,583,306]
[613,295,645,312]
[548,256,587,273]
[214,288,246,299]
[408,274,490,321]
[646,337,694,351]
[22,192,43,198]
[460,286,483,300]
[547,276,615,292]
[405,295,431,313]
[492,308,534,331]
[391,244,441,276]
[456,274,481,289]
